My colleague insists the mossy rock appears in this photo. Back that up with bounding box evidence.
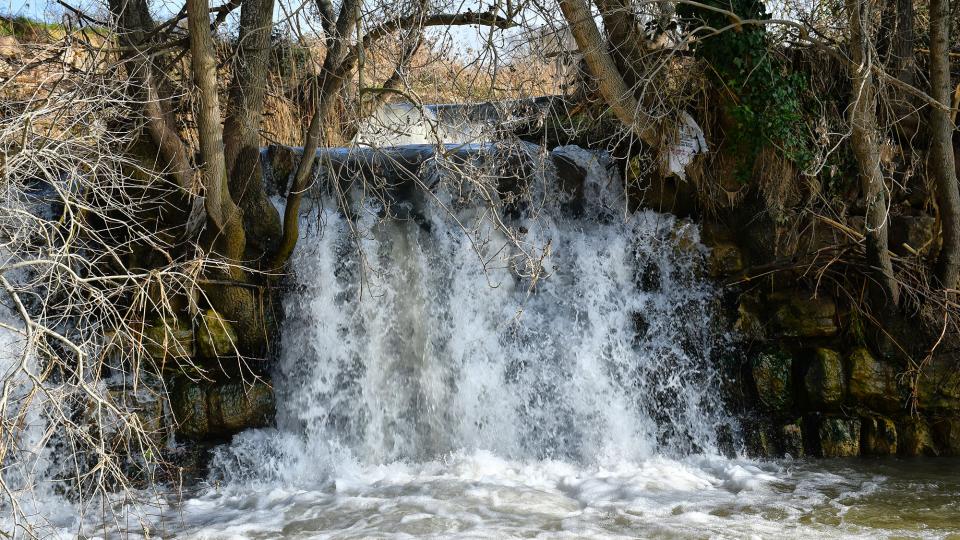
[171,379,275,440]
[142,317,193,360]
[916,356,960,411]
[804,348,845,409]
[772,292,837,338]
[781,423,804,458]
[861,415,897,456]
[847,348,901,412]
[898,418,938,457]
[752,349,793,412]
[208,382,275,434]
[171,384,209,439]
[196,309,239,359]
[817,416,860,457]
[707,242,744,277]
[745,421,778,457]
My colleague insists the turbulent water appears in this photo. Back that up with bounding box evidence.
[157,146,960,539]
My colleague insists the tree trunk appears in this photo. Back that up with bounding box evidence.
[846,0,900,305]
[594,0,647,91]
[558,0,658,147]
[223,0,282,262]
[188,0,265,355]
[930,0,960,289]
[270,0,361,268]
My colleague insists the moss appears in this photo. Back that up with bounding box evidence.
[847,348,901,412]
[898,418,938,457]
[817,417,860,457]
[773,292,837,338]
[171,380,274,440]
[196,309,239,359]
[142,317,193,361]
[752,349,793,412]
[781,423,804,457]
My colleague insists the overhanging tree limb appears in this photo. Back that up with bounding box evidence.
[270,8,518,267]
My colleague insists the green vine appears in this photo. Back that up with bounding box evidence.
[679,0,811,181]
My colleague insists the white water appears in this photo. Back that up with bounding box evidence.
[154,146,960,539]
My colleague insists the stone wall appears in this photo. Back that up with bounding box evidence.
[702,232,960,458]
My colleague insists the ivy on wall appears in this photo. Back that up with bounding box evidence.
[679,0,811,180]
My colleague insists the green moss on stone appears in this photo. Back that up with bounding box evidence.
[196,309,239,359]
[817,417,860,457]
[773,292,837,338]
[752,349,793,412]
[847,348,901,412]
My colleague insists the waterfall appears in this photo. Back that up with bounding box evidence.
[210,144,736,488]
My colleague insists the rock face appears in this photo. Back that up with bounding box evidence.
[804,348,844,409]
[752,350,793,411]
[707,242,744,277]
[781,423,804,457]
[817,417,860,457]
[861,415,897,456]
[917,356,960,411]
[898,418,938,457]
[847,348,901,412]
[933,417,960,456]
[773,293,837,338]
[172,380,275,440]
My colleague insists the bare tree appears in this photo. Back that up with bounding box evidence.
[846,0,899,305]
[929,0,960,289]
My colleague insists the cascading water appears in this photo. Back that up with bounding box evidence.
[245,144,730,470]
[158,145,787,537]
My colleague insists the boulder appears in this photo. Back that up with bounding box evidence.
[172,384,209,438]
[752,350,793,412]
[781,423,804,458]
[196,309,239,359]
[773,292,837,338]
[860,415,897,456]
[804,348,845,409]
[745,421,777,458]
[817,416,861,457]
[208,382,275,434]
[142,317,193,360]
[172,379,275,440]
[847,348,901,412]
[898,418,938,457]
